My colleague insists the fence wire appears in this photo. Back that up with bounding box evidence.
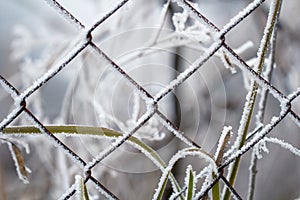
[0,0,299,199]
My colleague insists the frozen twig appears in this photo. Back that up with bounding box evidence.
[264,137,300,157]
[223,1,283,198]
[248,1,281,199]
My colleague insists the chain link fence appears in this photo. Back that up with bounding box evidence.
[0,0,299,199]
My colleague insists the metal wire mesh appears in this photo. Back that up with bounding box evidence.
[0,0,299,199]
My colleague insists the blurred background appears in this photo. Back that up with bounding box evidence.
[0,0,299,199]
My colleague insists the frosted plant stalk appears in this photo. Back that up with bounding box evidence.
[152,147,217,200]
[264,137,300,157]
[223,1,283,199]
[248,3,280,197]
[214,126,232,164]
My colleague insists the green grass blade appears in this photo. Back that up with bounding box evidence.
[2,125,184,199]
[185,166,195,200]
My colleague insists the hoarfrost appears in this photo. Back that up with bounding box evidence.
[17,32,89,102]
[125,118,165,141]
[154,39,222,102]
[0,76,19,100]
[172,0,219,33]
[222,47,286,102]
[152,147,217,200]
[214,126,232,164]
[2,0,298,198]
[226,113,285,163]
[195,166,211,181]
[93,95,164,141]
[0,106,23,130]
[84,110,155,171]
[23,112,86,168]
[169,192,181,200]
[157,112,194,147]
[219,41,254,74]
[287,87,300,101]
[289,112,300,128]
[170,166,212,200]
[126,140,165,171]
[184,165,196,199]
[221,51,237,74]
[43,0,84,30]
[75,175,84,200]
[194,165,214,199]
[218,0,264,37]
[172,9,188,32]
[232,90,255,150]
[58,182,76,200]
[253,140,269,159]
[171,2,214,47]
[255,0,279,72]
[90,178,117,200]
[264,137,300,157]
[7,142,30,184]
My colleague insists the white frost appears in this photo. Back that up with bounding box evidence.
[152,147,217,200]
[172,9,188,32]
[17,32,89,103]
[184,165,196,199]
[0,106,23,130]
[219,0,264,37]
[264,137,300,157]
[157,112,194,147]
[194,165,214,199]
[75,175,84,200]
[172,0,219,34]
[0,77,19,100]
[7,142,29,184]
[58,182,77,200]
[214,126,232,162]
[154,39,222,102]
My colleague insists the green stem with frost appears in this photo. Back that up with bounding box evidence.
[223,1,282,199]
[2,125,184,199]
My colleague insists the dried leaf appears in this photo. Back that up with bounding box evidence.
[8,143,29,184]
[221,51,237,74]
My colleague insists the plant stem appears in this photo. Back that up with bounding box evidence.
[212,172,220,200]
[247,1,281,199]
[2,125,184,198]
[222,1,282,199]
[213,128,231,200]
